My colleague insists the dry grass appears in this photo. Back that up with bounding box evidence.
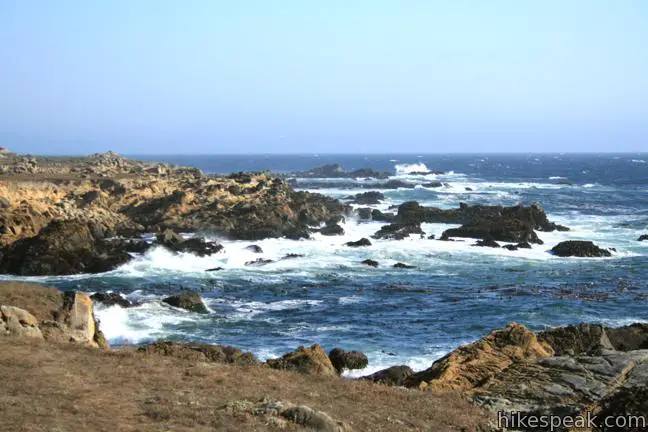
[0,281,64,321]
[0,336,493,431]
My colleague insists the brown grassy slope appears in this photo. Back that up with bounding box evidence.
[0,281,64,321]
[0,336,492,432]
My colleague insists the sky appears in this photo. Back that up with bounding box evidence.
[1,0,647,154]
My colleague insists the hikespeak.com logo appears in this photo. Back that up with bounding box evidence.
[498,411,647,431]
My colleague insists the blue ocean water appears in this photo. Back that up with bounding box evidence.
[10,153,648,375]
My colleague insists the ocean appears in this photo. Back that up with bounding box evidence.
[10,153,648,377]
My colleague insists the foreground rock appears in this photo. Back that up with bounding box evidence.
[405,323,553,391]
[361,365,414,387]
[0,282,107,348]
[550,240,612,257]
[267,344,337,376]
[137,341,257,365]
[328,348,368,374]
[162,291,208,313]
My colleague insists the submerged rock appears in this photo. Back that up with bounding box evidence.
[244,258,274,267]
[550,240,612,257]
[244,244,263,253]
[361,259,379,267]
[162,291,208,314]
[474,238,501,248]
[637,234,648,241]
[345,238,371,247]
[393,262,416,269]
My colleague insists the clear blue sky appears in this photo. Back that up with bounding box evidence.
[1,0,647,154]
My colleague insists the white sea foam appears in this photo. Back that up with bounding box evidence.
[631,159,646,164]
[394,162,430,175]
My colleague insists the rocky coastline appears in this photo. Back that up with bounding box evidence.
[2,280,647,431]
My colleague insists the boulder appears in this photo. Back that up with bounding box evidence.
[345,238,371,247]
[537,323,614,356]
[405,323,553,391]
[205,267,223,272]
[266,344,337,376]
[393,262,416,269]
[328,348,368,374]
[156,228,184,246]
[361,259,379,267]
[442,219,542,245]
[244,244,263,253]
[137,341,257,365]
[281,253,304,260]
[637,234,648,241]
[381,180,414,189]
[280,405,353,432]
[0,305,43,339]
[422,181,443,188]
[174,238,223,256]
[361,365,414,386]
[39,291,109,349]
[320,223,345,236]
[90,292,137,308]
[162,291,208,313]
[550,240,612,257]
[502,244,518,251]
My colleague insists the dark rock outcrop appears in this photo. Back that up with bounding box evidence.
[244,244,263,253]
[474,239,501,248]
[328,348,369,374]
[361,365,414,386]
[345,238,371,247]
[162,291,208,314]
[356,207,372,220]
[537,323,614,356]
[605,323,648,351]
[550,240,612,257]
[320,223,344,236]
[371,209,394,222]
[0,220,132,276]
[155,229,224,256]
[372,223,424,240]
[393,262,416,269]
[245,258,274,267]
[291,164,390,179]
[637,234,648,241]
[361,259,379,267]
[90,292,138,308]
[344,191,385,205]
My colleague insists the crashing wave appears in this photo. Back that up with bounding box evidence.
[394,162,430,175]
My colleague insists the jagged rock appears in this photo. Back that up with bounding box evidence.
[502,244,518,251]
[156,228,184,246]
[474,350,648,421]
[361,365,414,386]
[537,323,614,356]
[0,220,132,276]
[551,240,612,257]
[637,234,648,241]
[422,181,443,188]
[244,244,263,253]
[328,348,368,374]
[361,259,379,267]
[155,230,223,256]
[267,344,337,376]
[465,187,474,191]
[0,305,43,339]
[382,180,414,189]
[371,209,394,222]
[90,292,137,308]
[245,258,274,267]
[393,262,416,269]
[162,291,208,313]
[442,220,542,244]
[137,341,257,365]
[345,238,371,247]
[344,191,385,205]
[605,323,648,351]
[372,223,424,240]
[405,323,553,391]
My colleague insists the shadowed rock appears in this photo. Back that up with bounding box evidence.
[267,344,337,376]
[162,291,208,314]
[361,259,379,267]
[90,292,138,308]
[328,348,368,374]
[550,240,612,257]
[361,365,414,387]
[345,238,371,247]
